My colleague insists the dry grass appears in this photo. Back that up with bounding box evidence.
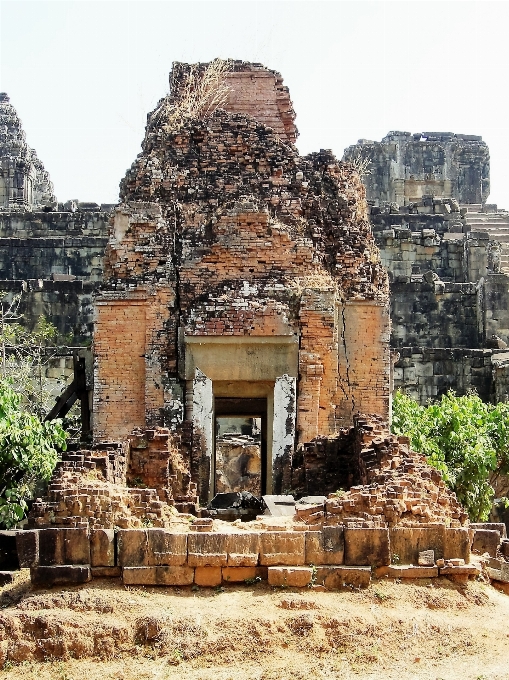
[288,271,337,295]
[151,60,231,132]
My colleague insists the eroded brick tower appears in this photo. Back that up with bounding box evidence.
[93,61,390,501]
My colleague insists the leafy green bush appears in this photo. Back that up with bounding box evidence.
[0,380,67,528]
[392,390,509,521]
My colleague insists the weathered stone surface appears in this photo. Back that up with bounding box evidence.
[389,526,445,564]
[471,529,500,557]
[30,565,91,586]
[260,532,305,566]
[222,567,261,582]
[487,559,509,583]
[471,522,507,539]
[90,529,115,567]
[344,528,390,567]
[443,528,471,563]
[15,530,39,568]
[375,565,438,578]
[91,566,121,578]
[226,533,260,567]
[38,528,90,566]
[315,566,371,589]
[122,566,194,586]
[267,566,312,587]
[418,550,435,566]
[263,496,295,517]
[439,564,480,577]
[187,533,228,567]
[194,567,222,587]
[305,527,344,565]
[117,529,187,567]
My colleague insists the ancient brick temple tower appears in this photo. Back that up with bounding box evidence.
[93,61,390,502]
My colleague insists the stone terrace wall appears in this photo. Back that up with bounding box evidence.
[371,198,509,403]
[0,210,109,340]
[16,523,479,589]
[393,347,499,403]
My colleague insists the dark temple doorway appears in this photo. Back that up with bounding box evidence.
[214,397,267,496]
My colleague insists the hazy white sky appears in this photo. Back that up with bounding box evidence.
[1,0,509,207]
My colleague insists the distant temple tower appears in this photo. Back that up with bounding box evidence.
[344,131,490,207]
[0,93,56,211]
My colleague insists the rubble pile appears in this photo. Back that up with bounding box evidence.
[296,414,468,528]
[28,431,198,529]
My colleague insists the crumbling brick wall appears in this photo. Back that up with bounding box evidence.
[92,60,390,499]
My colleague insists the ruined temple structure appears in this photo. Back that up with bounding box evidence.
[0,93,56,211]
[21,62,497,592]
[0,92,112,342]
[343,131,490,207]
[92,60,390,503]
[344,133,509,404]
[28,62,469,534]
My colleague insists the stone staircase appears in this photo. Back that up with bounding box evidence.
[462,204,509,273]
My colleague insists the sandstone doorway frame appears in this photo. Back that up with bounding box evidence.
[183,335,298,501]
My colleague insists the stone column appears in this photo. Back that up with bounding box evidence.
[272,374,296,493]
[192,368,214,501]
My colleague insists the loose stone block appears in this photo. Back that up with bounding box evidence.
[187,533,228,567]
[226,532,260,567]
[315,565,371,589]
[267,566,313,587]
[122,566,194,586]
[194,566,222,587]
[443,528,471,563]
[16,530,39,568]
[375,565,438,578]
[344,527,390,566]
[418,550,435,566]
[38,528,90,566]
[389,526,445,564]
[147,530,188,566]
[260,532,306,566]
[470,522,507,539]
[30,565,91,586]
[471,529,500,557]
[439,564,480,577]
[91,529,115,567]
[490,560,509,584]
[91,566,121,578]
[305,527,344,565]
[117,529,187,567]
[222,566,258,582]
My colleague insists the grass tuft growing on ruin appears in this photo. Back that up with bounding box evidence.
[151,59,232,132]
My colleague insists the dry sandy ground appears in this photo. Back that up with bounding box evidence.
[0,570,508,680]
